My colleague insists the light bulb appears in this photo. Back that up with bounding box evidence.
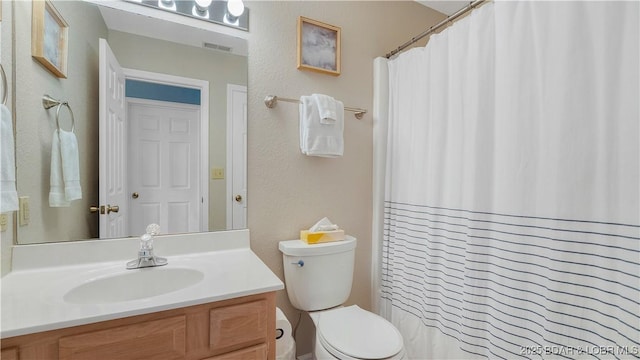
[158,0,176,11]
[194,0,212,12]
[227,0,244,18]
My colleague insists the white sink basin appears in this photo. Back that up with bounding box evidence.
[63,267,204,304]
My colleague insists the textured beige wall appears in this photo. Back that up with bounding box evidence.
[245,1,443,354]
[106,30,248,232]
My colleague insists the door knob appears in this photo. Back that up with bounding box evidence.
[132,192,139,199]
[89,205,119,214]
[235,195,242,202]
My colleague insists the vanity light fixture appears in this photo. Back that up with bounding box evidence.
[127,0,249,31]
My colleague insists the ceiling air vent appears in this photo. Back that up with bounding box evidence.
[203,42,232,53]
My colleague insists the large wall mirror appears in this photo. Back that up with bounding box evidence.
[12,0,248,245]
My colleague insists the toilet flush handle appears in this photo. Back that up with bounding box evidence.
[291,260,304,267]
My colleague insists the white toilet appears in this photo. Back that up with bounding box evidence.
[279,236,406,360]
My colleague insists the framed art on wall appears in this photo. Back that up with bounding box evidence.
[32,0,68,78]
[297,16,341,76]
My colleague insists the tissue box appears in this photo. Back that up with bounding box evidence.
[300,229,345,244]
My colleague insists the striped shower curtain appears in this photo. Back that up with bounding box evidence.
[379,2,639,359]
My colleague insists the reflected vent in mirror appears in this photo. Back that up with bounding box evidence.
[203,42,233,53]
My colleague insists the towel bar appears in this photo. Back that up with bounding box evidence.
[264,95,367,120]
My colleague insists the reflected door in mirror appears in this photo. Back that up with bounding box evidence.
[99,38,127,238]
[128,101,202,236]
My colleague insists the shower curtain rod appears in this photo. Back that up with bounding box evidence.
[385,0,488,58]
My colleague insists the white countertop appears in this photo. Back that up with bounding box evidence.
[1,230,284,338]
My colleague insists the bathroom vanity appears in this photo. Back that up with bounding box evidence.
[1,230,283,360]
[1,292,275,360]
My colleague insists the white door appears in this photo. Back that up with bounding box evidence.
[99,38,127,238]
[127,99,201,236]
[226,84,247,229]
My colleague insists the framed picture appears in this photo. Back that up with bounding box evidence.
[297,16,341,76]
[32,0,68,78]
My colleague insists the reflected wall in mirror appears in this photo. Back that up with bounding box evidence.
[14,0,248,244]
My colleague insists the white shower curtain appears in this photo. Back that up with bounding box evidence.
[378,2,639,359]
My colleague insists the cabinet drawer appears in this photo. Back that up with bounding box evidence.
[206,344,268,360]
[59,315,186,360]
[210,300,267,353]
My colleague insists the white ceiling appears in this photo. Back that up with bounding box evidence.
[417,1,470,16]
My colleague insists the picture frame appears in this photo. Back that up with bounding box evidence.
[32,0,68,78]
[297,16,341,76]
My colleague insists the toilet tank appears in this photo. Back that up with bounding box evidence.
[279,236,356,311]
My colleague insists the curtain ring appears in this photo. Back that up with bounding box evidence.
[56,102,75,133]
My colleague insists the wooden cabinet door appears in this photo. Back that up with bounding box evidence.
[209,300,267,354]
[58,315,186,360]
[1,347,19,360]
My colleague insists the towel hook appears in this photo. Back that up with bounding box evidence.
[43,94,75,133]
[1,64,7,106]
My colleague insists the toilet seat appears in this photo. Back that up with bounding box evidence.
[316,305,404,359]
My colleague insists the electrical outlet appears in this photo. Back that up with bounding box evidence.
[0,214,8,232]
[19,196,30,226]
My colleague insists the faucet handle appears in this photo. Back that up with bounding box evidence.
[146,223,160,236]
[140,233,153,250]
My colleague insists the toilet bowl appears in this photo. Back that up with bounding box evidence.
[310,306,406,360]
[279,237,406,360]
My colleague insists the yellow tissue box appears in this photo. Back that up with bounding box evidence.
[300,230,345,244]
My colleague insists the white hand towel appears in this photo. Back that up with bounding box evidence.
[299,96,344,158]
[1,104,19,212]
[49,129,82,207]
[60,129,82,201]
[49,130,69,207]
[312,93,338,124]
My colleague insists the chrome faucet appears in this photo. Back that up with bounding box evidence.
[126,224,168,269]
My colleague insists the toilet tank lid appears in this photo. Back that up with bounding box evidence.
[279,236,356,256]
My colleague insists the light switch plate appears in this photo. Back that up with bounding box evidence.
[19,196,30,226]
[211,168,225,180]
[0,214,8,232]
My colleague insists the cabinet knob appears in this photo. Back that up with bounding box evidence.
[132,192,139,199]
[235,195,242,202]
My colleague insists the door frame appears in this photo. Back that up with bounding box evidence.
[123,68,210,232]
